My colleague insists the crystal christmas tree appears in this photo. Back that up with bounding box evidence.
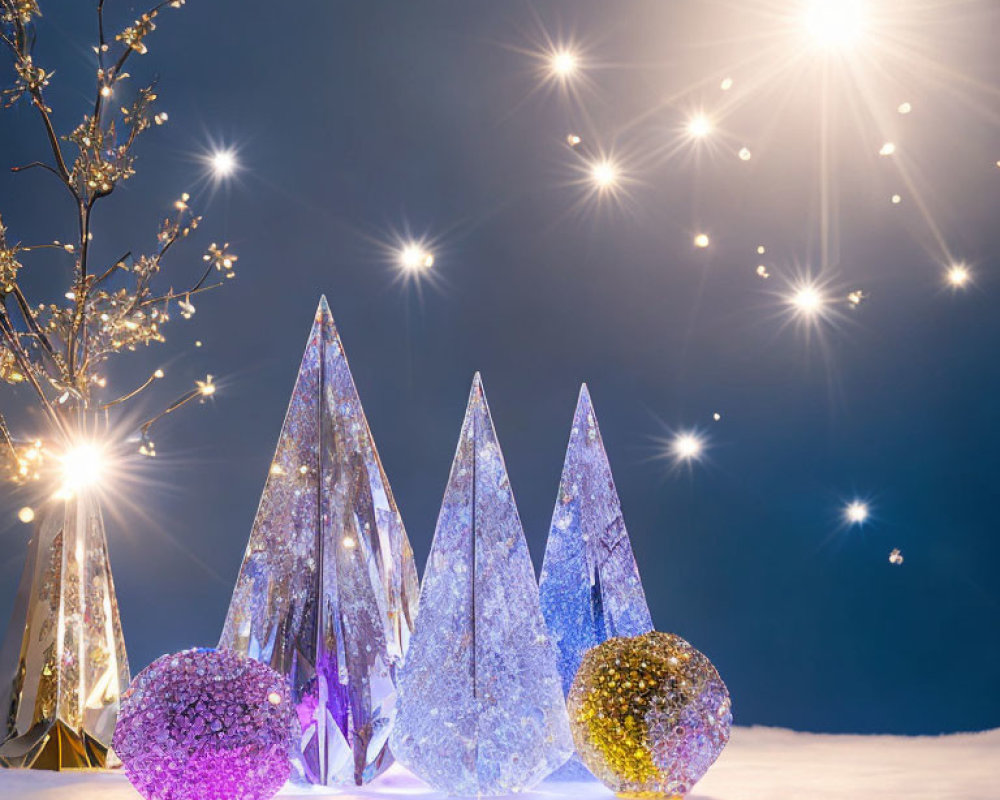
[390,374,573,796]
[539,384,653,695]
[0,492,130,769]
[219,297,419,787]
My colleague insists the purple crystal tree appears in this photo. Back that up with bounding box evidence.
[390,374,573,795]
[113,648,298,800]
[219,297,419,786]
[539,384,653,690]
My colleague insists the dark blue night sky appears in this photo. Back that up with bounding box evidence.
[1,1,998,737]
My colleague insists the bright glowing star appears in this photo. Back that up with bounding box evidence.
[399,243,435,272]
[756,264,770,279]
[566,134,582,147]
[549,49,579,79]
[879,142,896,156]
[897,102,912,114]
[891,193,902,204]
[590,159,620,190]
[210,149,237,178]
[671,432,704,462]
[100,85,111,98]
[889,548,904,565]
[946,263,970,287]
[738,147,752,161]
[720,76,734,91]
[789,285,826,316]
[847,289,865,306]
[59,444,106,491]
[845,501,869,524]
[712,412,721,421]
[153,368,165,379]
[196,375,217,396]
[801,0,866,50]
[17,507,34,524]
[686,114,712,138]
[693,233,710,249]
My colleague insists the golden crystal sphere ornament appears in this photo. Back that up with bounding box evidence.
[567,632,732,797]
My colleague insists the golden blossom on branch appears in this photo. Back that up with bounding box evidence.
[0,0,234,475]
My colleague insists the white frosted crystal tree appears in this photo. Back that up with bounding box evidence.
[390,373,573,795]
[219,297,419,787]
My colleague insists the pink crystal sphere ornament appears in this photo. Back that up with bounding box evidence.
[113,648,298,800]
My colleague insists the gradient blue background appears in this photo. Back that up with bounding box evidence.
[1,1,998,736]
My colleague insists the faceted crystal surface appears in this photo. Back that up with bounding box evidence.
[0,492,129,769]
[539,384,653,696]
[390,374,573,796]
[219,296,419,786]
[113,648,298,800]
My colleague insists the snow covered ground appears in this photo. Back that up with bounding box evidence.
[0,726,997,800]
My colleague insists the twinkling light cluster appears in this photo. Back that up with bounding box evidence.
[568,631,732,796]
[113,648,298,800]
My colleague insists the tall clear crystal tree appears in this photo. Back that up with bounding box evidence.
[391,373,573,796]
[219,297,419,787]
[0,1,235,769]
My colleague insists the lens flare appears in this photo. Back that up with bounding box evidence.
[59,443,106,492]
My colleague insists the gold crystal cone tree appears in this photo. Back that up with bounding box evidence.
[0,491,130,769]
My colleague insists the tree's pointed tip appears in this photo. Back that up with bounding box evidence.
[578,382,592,402]
[316,294,331,314]
[472,371,484,390]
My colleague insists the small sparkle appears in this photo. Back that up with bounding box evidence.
[720,76,734,91]
[566,134,582,147]
[879,142,896,156]
[897,102,912,114]
[891,193,902,204]
[590,159,620,190]
[712,412,721,421]
[267,691,282,705]
[17,507,34,524]
[889,548,904,565]
[694,233,710,248]
[738,147,752,161]
[847,290,865,306]
[757,245,766,255]
[756,264,770,279]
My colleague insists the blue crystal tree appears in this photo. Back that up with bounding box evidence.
[391,374,573,795]
[219,297,419,787]
[539,384,653,694]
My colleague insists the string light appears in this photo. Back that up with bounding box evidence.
[209,148,237,178]
[59,443,106,492]
[946,263,970,288]
[549,48,580,80]
[590,159,620,190]
[801,0,867,50]
[671,431,705,463]
[844,500,869,524]
[686,114,712,139]
[788,284,826,317]
[399,243,435,273]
